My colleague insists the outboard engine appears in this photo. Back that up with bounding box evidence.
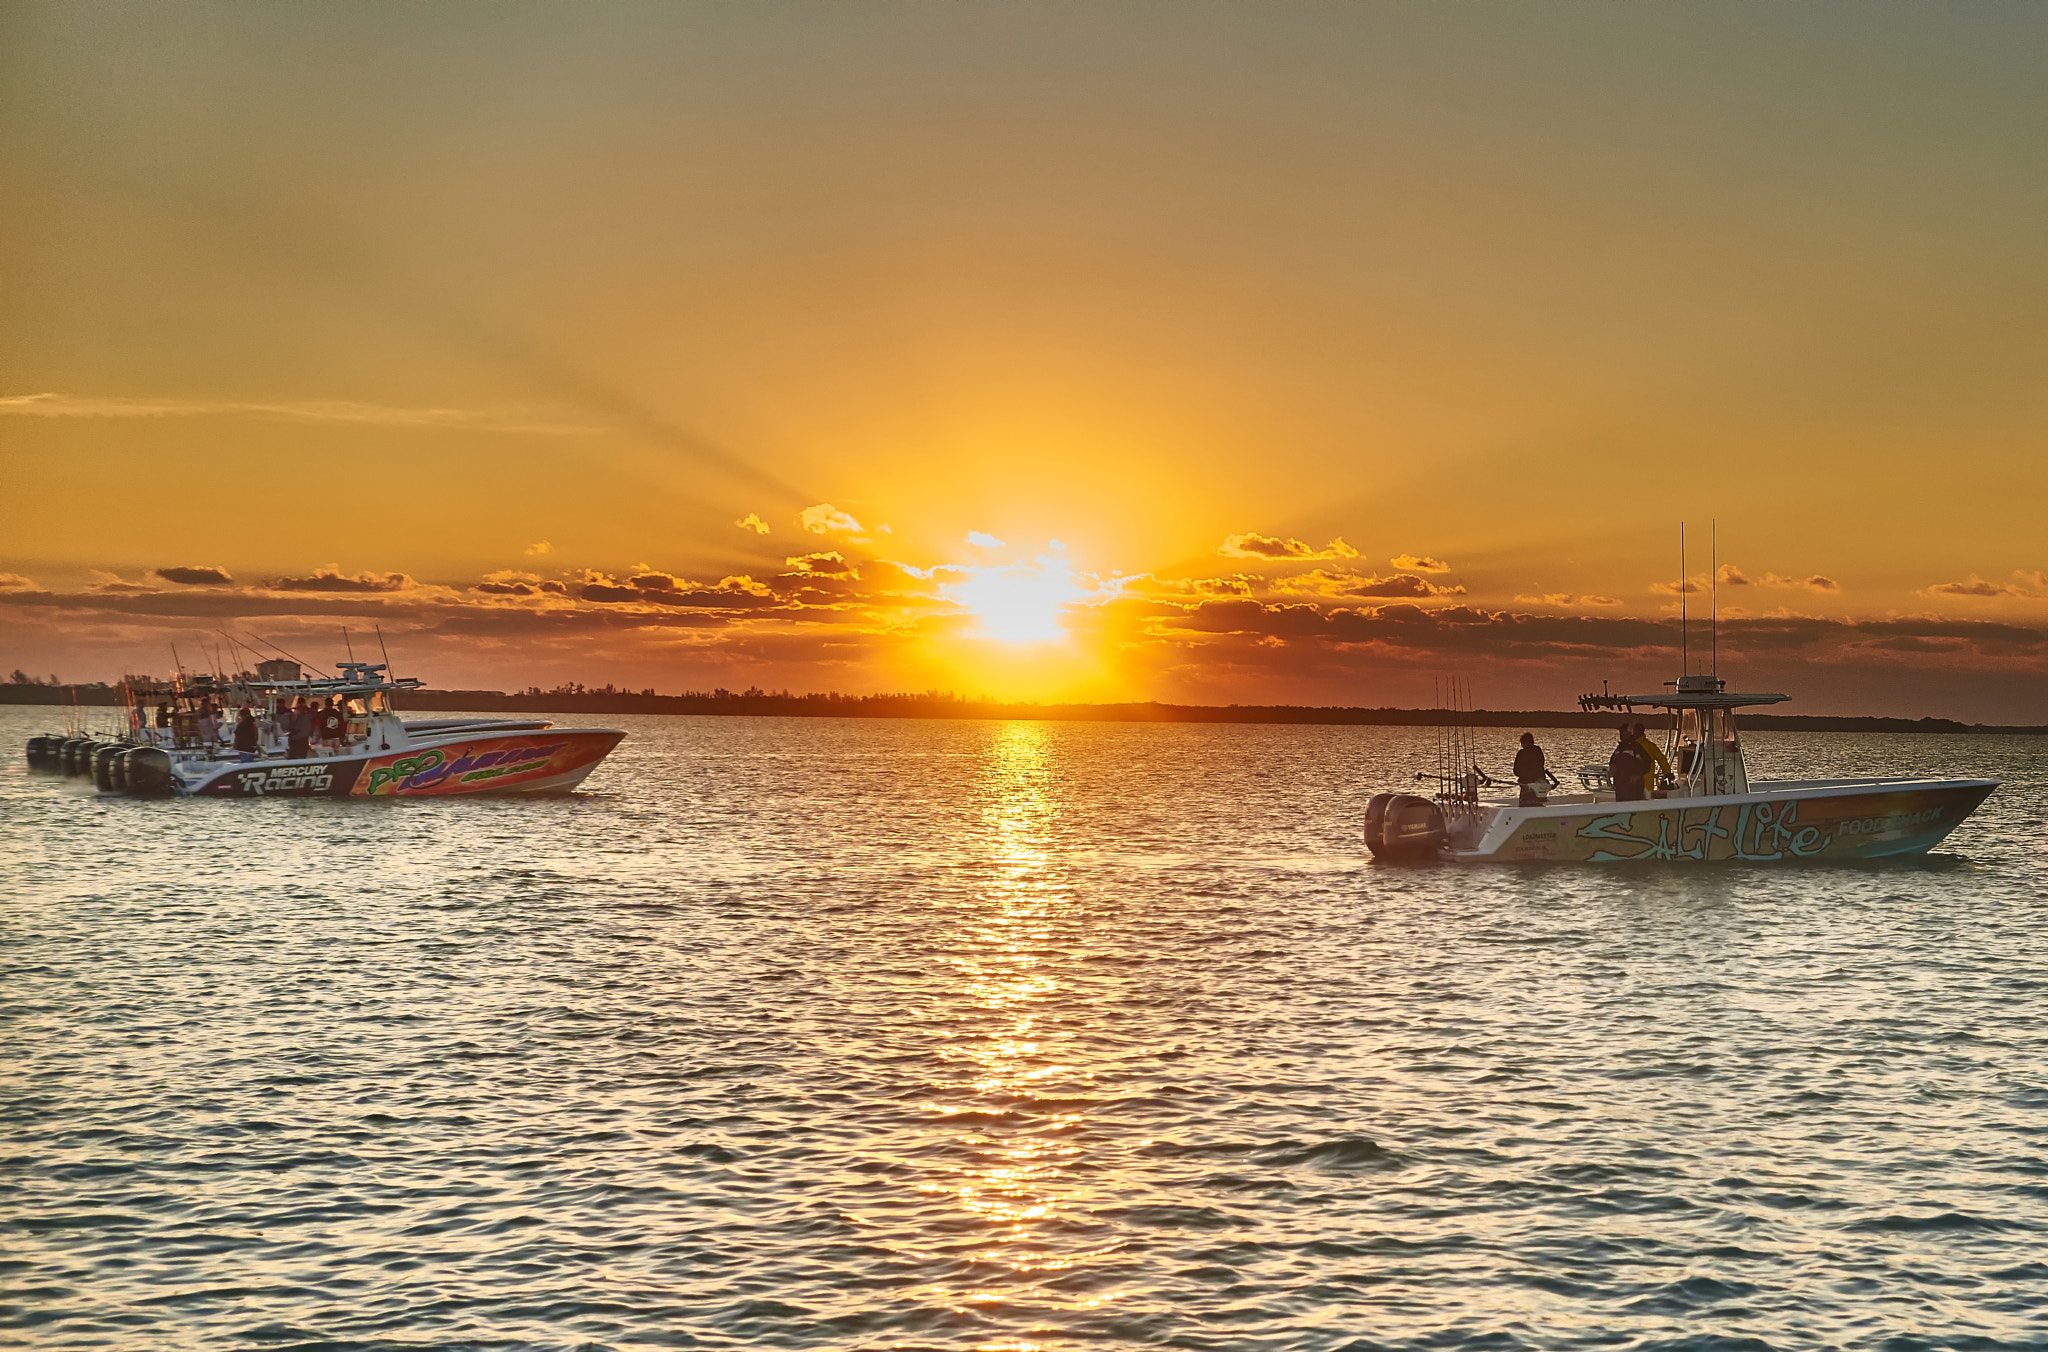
[25,735,59,771]
[62,738,95,777]
[111,747,133,794]
[92,743,123,793]
[1366,793,1447,862]
[1364,792,1394,855]
[125,746,175,797]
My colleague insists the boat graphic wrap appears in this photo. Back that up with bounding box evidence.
[1493,783,1995,862]
[202,760,369,797]
[352,733,616,796]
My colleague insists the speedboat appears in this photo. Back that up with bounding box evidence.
[26,660,624,798]
[1366,674,1997,863]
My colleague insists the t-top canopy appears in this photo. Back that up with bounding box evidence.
[1579,674,1790,712]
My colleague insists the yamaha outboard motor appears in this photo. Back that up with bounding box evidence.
[111,747,133,794]
[1364,792,1394,855]
[125,746,175,797]
[25,736,59,771]
[1366,793,1447,862]
[92,743,123,793]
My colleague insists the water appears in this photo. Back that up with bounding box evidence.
[4,707,2047,1350]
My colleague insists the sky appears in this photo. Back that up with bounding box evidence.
[3,2,2046,718]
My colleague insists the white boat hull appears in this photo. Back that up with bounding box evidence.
[1441,777,1997,863]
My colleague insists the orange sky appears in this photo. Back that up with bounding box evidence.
[4,4,2047,718]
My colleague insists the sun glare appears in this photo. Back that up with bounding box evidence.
[946,552,1086,645]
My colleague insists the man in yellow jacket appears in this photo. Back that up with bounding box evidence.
[1632,722,1672,795]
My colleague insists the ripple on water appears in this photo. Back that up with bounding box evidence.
[4,713,2048,1348]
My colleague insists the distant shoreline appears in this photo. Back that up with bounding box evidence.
[7,682,2039,734]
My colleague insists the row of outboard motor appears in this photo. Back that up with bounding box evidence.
[1364,792,1448,861]
[24,735,176,796]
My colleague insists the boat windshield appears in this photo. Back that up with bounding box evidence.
[1669,706,1746,795]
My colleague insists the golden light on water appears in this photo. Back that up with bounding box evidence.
[913,721,1123,1322]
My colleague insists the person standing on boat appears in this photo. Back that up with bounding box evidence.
[197,696,220,745]
[287,697,314,760]
[233,706,260,757]
[1632,722,1672,796]
[1609,724,1648,802]
[1512,733,1559,807]
[316,697,347,752]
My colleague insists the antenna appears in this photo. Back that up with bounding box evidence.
[344,627,356,663]
[375,624,395,680]
[1711,519,1718,681]
[1680,522,1688,676]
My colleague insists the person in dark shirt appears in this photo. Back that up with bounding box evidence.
[287,697,313,760]
[316,697,347,750]
[155,701,173,729]
[1608,724,1648,802]
[1512,732,1559,807]
[233,706,260,755]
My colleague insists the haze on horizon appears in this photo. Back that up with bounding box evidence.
[3,2,2045,720]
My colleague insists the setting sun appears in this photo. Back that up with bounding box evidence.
[944,551,1087,645]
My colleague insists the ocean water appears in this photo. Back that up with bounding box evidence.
[4,706,2047,1351]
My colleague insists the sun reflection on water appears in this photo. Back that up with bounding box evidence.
[911,720,1122,1323]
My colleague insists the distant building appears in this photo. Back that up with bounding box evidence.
[255,658,302,682]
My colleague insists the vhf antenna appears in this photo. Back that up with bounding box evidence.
[1680,522,1688,676]
[1711,519,1718,682]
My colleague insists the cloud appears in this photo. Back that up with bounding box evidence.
[736,514,770,535]
[800,503,865,536]
[1220,532,1357,561]
[1921,571,2043,600]
[784,551,858,577]
[1516,592,1624,608]
[87,570,156,594]
[578,570,781,609]
[1715,563,1841,594]
[474,569,558,597]
[1922,575,2026,599]
[1118,573,1257,599]
[524,540,554,557]
[155,565,233,586]
[0,573,38,591]
[1275,570,1466,600]
[1651,578,1702,595]
[965,531,1005,548]
[1390,554,1449,573]
[0,391,600,433]
[270,568,416,593]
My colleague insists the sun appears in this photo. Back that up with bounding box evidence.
[946,554,1086,644]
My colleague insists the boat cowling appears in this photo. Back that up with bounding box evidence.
[62,738,95,777]
[92,743,122,793]
[1364,793,1395,854]
[1368,793,1447,862]
[25,736,61,772]
[111,747,133,794]
[125,746,175,797]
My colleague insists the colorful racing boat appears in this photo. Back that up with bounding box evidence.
[24,660,624,798]
[1366,674,1997,863]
